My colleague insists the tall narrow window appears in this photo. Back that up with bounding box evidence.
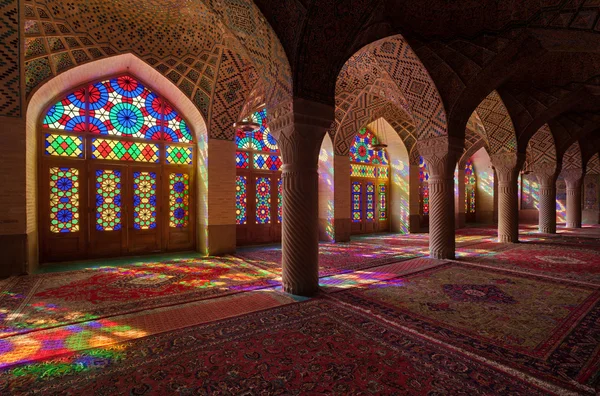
[95,169,122,231]
[465,160,477,214]
[419,156,430,216]
[349,128,390,234]
[235,109,282,245]
[49,167,80,233]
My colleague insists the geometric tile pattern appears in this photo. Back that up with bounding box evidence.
[209,49,259,140]
[562,141,582,171]
[586,153,600,175]
[527,124,556,166]
[333,35,447,156]
[475,90,517,154]
[0,0,20,116]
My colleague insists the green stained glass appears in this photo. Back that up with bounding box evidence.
[170,173,190,228]
[166,146,193,165]
[45,134,84,158]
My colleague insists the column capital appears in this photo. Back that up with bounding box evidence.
[416,136,463,178]
[490,152,525,183]
[561,168,584,187]
[531,163,558,187]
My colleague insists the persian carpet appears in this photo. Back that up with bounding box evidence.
[0,256,278,338]
[463,243,600,284]
[236,241,422,277]
[332,262,600,393]
[0,300,549,395]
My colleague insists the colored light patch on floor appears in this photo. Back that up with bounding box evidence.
[0,257,278,337]
[0,289,295,374]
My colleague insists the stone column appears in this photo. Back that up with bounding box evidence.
[416,137,462,259]
[532,164,557,234]
[491,152,524,243]
[562,168,583,228]
[332,155,351,242]
[270,99,334,296]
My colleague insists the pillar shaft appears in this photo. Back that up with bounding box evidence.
[270,99,334,296]
[533,166,557,234]
[491,153,524,243]
[563,169,583,229]
[417,137,462,259]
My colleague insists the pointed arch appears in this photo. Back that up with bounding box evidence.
[474,90,517,155]
[562,141,583,171]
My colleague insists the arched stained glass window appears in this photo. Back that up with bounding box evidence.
[40,74,195,263]
[235,109,282,245]
[349,128,390,234]
[419,156,430,216]
[465,160,476,214]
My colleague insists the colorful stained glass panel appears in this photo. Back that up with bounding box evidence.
[163,103,193,143]
[253,154,282,171]
[351,164,377,178]
[377,167,389,179]
[92,138,159,163]
[43,88,87,131]
[88,76,162,140]
[133,172,157,230]
[235,109,278,152]
[95,169,122,231]
[379,184,387,220]
[366,183,375,221]
[169,173,190,228]
[349,128,389,165]
[236,151,249,169]
[352,182,362,223]
[49,167,80,233]
[255,177,271,224]
[236,176,247,225]
[278,177,282,223]
[166,146,193,165]
[45,134,84,158]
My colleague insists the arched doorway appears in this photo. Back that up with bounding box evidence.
[350,128,390,234]
[235,109,282,245]
[39,75,195,262]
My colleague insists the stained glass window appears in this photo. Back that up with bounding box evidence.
[133,172,157,230]
[350,128,389,165]
[235,109,278,152]
[256,177,271,224]
[278,178,283,224]
[379,184,387,220]
[236,151,249,169]
[163,102,193,143]
[351,164,377,178]
[43,88,87,131]
[465,160,476,214]
[45,134,84,158]
[88,76,162,139]
[43,75,194,147]
[91,138,160,163]
[419,156,430,216]
[169,173,190,228]
[166,146,193,165]
[253,154,282,171]
[352,182,362,223]
[366,183,375,221]
[95,169,122,231]
[49,167,80,233]
[236,176,247,225]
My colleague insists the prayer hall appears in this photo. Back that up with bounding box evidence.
[1,0,600,394]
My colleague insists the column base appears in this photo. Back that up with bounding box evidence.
[333,218,351,243]
[430,249,455,260]
[283,283,319,297]
[566,222,582,229]
[200,224,236,256]
[0,233,31,277]
[538,226,556,234]
[498,235,518,243]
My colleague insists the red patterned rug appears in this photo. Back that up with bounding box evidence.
[0,257,278,338]
[236,241,422,277]
[0,300,549,395]
[462,243,600,284]
[332,262,600,393]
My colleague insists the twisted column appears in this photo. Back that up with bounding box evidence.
[491,153,524,243]
[417,137,462,259]
[534,168,557,234]
[563,169,583,229]
[270,98,334,296]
